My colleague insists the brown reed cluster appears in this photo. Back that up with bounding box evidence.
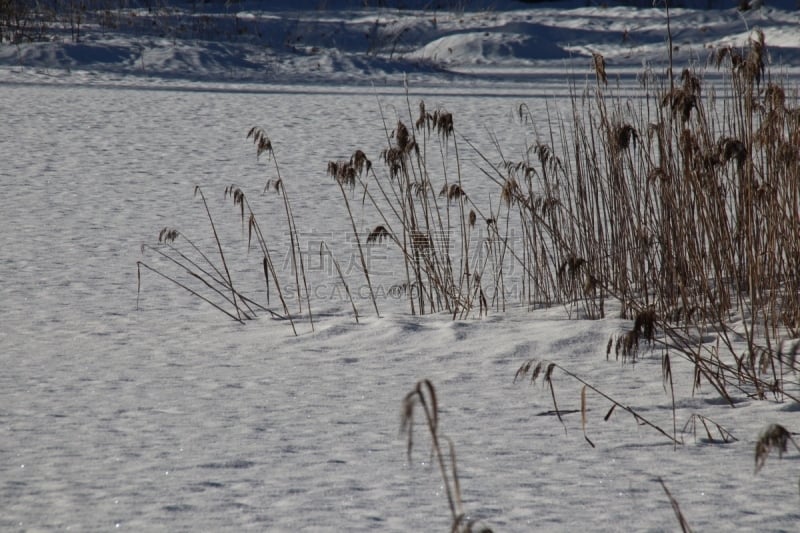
[137,128,314,335]
[134,28,800,525]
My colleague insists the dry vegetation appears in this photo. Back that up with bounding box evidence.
[324,29,800,407]
[401,380,493,533]
[137,28,800,528]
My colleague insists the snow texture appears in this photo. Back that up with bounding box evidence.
[2,1,800,531]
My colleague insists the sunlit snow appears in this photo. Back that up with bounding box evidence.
[2,1,800,530]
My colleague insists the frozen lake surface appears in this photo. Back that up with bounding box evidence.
[3,77,799,532]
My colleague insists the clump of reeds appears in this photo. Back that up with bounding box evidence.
[330,101,468,317]
[138,30,800,418]
[326,152,381,317]
[248,126,313,330]
[137,128,319,335]
[507,33,800,406]
[137,186,292,330]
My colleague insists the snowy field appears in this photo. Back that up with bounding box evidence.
[3,1,800,531]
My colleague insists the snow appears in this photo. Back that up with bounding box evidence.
[2,1,800,530]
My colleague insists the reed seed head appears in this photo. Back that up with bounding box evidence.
[367,225,391,244]
[592,52,607,85]
[755,423,797,473]
[158,227,180,243]
[440,183,466,202]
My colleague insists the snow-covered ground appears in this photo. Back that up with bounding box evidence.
[2,1,800,531]
[3,0,800,85]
